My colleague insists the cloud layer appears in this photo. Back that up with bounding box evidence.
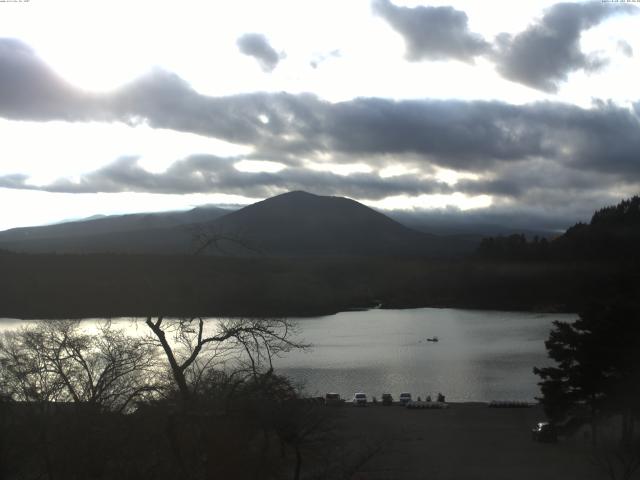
[1,33,639,230]
[0,155,448,200]
[3,43,637,178]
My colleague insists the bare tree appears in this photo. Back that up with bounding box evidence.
[0,320,161,412]
[0,328,66,404]
[144,316,307,404]
[190,224,261,256]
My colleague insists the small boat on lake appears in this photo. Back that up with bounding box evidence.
[426,336,439,342]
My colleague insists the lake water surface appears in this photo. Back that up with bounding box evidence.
[278,308,574,402]
[1,308,575,402]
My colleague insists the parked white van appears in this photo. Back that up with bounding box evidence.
[352,392,367,406]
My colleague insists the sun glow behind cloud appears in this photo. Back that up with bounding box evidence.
[0,120,252,183]
[366,192,493,211]
[234,160,287,173]
[306,162,374,176]
[434,168,479,186]
[379,164,419,178]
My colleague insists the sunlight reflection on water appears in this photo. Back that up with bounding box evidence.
[1,308,574,402]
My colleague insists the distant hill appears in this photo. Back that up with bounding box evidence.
[390,211,555,238]
[0,205,230,241]
[0,206,231,254]
[0,191,477,257]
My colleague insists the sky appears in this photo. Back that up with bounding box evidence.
[0,0,639,231]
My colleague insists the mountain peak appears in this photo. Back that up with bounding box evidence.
[212,190,435,256]
[275,190,317,198]
[266,190,334,203]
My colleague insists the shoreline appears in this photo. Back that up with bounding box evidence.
[2,253,614,319]
[1,303,577,321]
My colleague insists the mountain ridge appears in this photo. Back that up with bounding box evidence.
[0,205,231,242]
[0,191,476,257]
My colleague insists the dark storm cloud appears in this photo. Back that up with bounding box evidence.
[372,0,490,62]
[236,33,283,72]
[492,2,637,92]
[0,155,448,200]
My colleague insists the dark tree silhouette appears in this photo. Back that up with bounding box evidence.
[0,320,160,412]
[534,301,640,444]
[144,316,307,404]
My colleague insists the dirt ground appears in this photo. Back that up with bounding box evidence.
[332,403,603,480]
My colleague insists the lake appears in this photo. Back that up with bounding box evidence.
[0,308,574,402]
[278,308,574,402]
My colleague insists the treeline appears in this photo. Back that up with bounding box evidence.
[477,195,640,263]
[3,196,640,318]
[0,250,628,317]
[476,234,551,261]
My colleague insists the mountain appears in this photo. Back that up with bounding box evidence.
[208,191,470,256]
[0,206,231,254]
[0,191,478,257]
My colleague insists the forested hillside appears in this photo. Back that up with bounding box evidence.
[477,196,640,263]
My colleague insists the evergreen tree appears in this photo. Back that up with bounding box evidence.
[534,300,640,443]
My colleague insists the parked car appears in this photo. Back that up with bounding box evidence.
[352,393,367,406]
[399,392,412,405]
[531,422,558,443]
[381,393,394,406]
[324,392,342,406]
